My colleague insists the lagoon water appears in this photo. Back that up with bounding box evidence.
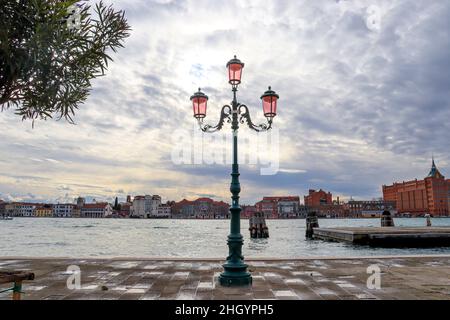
[1,218,450,258]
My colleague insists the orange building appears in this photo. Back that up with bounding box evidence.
[383,159,449,216]
[304,189,332,207]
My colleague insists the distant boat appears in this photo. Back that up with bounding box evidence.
[0,216,13,220]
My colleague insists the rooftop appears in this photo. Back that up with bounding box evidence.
[81,203,109,209]
[427,158,445,179]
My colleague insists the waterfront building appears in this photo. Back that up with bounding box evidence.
[6,202,38,217]
[255,197,277,218]
[277,196,301,218]
[144,195,153,216]
[304,189,332,207]
[118,202,132,217]
[131,195,162,218]
[53,203,75,217]
[155,203,171,218]
[131,195,146,218]
[297,205,309,218]
[307,204,346,218]
[171,199,193,218]
[241,205,256,218]
[448,179,450,212]
[255,196,301,218]
[72,196,86,218]
[383,159,449,216]
[34,204,53,217]
[149,195,162,217]
[346,199,396,218]
[0,200,5,216]
[171,198,229,219]
[76,197,86,207]
[21,203,38,217]
[80,203,112,218]
[72,207,81,218]
[4,203,16,216]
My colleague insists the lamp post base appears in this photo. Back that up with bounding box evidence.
[219,263,252,286]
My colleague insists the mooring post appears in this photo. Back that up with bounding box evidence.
[249,212,269,239]
[425,214,432,227]
[12,280,22,300]
[306,211,319,238]
[381,210,395,227]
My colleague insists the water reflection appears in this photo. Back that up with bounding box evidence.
[247,238,269,251]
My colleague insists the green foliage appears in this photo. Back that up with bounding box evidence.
[0,0,131,123]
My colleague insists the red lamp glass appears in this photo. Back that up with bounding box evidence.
[226,55,244,85]
[260,86,279,118]
[190,88,208,119]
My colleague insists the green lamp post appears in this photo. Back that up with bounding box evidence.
[190,56,279,286]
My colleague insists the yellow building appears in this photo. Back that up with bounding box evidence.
[34,205,53,217]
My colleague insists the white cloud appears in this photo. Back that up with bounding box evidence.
[0,0,448,204]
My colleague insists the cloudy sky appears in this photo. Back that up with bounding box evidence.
[0,0,449,205]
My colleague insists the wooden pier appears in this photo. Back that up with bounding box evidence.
[312,227,450,247]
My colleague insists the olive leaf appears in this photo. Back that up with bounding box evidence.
[0,0,131,124]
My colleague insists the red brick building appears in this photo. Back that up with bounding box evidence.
[383,159,449,216]
[448,179,450,212]
[118,202,132,218]
[304,189,332,207]
[255,197,278,218]
[241,205,256,218]
[255,196,301,218]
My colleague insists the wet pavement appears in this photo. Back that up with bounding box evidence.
[0,256,449,300]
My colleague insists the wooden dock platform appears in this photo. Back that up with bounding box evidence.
[312,227,450,247]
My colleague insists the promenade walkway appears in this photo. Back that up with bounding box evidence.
[0,255,449,300]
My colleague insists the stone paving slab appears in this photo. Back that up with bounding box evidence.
[0,256,449,300]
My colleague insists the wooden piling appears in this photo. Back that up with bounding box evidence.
[381,210,395,227]
[249,212,269,238]
[305,211,319,238]
[0,271,35,300]
[425,214,432,227]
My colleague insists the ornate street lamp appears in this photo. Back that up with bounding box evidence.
[190,55,279,286]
